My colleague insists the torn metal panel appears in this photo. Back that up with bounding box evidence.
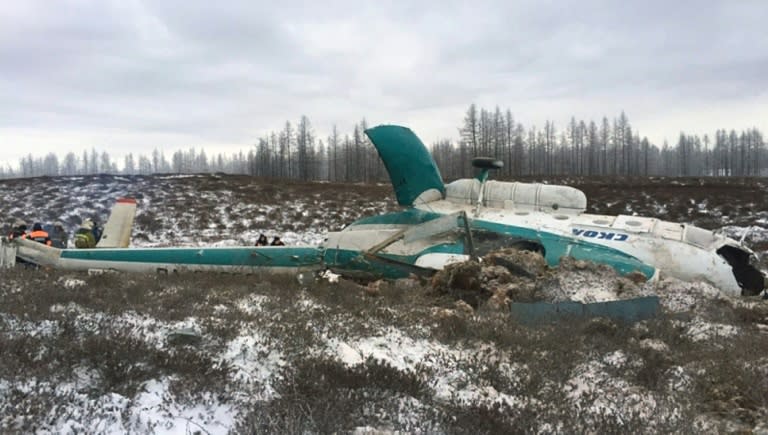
[510,296,661,325]
[402,212,462,244]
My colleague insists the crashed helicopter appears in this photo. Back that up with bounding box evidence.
[5,125,765,297]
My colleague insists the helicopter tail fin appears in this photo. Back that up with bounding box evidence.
[365,125,445,206]
[95,198,137,248]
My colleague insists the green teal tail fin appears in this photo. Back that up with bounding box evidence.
[365,125,445,206]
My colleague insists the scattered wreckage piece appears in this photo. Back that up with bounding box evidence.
[510,296,661,325]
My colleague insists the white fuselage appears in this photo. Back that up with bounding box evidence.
[416,197,746,296]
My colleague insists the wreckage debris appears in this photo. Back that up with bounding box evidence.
[430,248,655,314]
[510,296,661,325]
[167,328,203,346]
[484,248,548,278]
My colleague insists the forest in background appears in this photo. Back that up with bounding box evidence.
[2,104,764,181]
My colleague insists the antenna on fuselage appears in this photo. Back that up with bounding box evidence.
[471,157,503,215]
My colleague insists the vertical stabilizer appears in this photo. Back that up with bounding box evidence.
[96,198,137,248]
[365,125,445,206]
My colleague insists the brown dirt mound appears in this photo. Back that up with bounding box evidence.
[431,249,651,309]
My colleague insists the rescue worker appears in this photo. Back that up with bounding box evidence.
[28,222,52,246]
[8,219,28,240]
[255,233,269,246]
[91,217,103,243]
[74,220,97,248]
[270,236,285,246]
[51,222,68,248]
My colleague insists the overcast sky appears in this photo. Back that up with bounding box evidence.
[1,0,766,167]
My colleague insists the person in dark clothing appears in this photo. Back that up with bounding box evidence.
[8,220,28,240]
[28,222,52,246]
[270,236,285,246]
[91,218,103,243]
[51,222,68,248]
[255,233,269,246]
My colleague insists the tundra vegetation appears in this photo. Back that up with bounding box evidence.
[1,174,767,433]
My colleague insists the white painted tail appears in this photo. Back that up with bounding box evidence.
[96,198,137,248]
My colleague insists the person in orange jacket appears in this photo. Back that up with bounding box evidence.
[28,222,52,246]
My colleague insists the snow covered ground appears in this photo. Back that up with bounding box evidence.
[1,174,767,433]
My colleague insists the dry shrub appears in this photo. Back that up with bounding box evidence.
[134,210,163,233]
[237,356,429,434]
[0,321,230,398]
[634,346,675,391]
[305,278,371,312]
[691,335,768,425]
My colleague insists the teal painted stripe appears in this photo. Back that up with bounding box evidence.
[349,208,444,227]
[61,246,323,268]
[324,248,416,279]
[471,220,655,279]
[324,240,465,279]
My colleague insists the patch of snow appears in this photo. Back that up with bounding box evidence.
[326,329,532,412]
[212,304,229,314]
[128,378,235,435]
[566,358,660,424]
[1,376,235,435]
[721,225,768,244]
[155,174,200,179]
[330,327,446,372]
[335,341,365,366]
[639,338,669,353]
[295,295,325,312]
[320,270,339,284]
[665,366,693,393]
[654,277,721,313]
[49,302,87,314]
[685,320,739,342]
[59,278,86,289]
[236,294,270,315]
[219,328,285,399]
[603,350,629,369]
[0,316,59,338]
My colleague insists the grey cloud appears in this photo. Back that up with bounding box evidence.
[0,0,766,165]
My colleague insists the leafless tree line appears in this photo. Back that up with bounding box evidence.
[1,107,764,181]
[436,104,765,180]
